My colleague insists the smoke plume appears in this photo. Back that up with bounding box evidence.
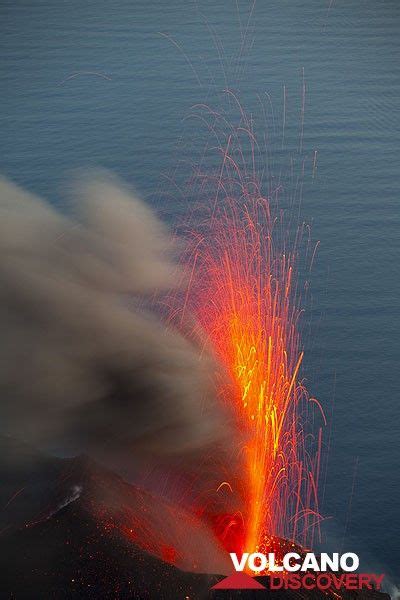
[0,174,233,474]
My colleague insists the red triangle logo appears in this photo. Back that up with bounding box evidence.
[211,572,266,590]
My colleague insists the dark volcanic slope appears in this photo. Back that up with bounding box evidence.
[0,438,391,600]
[1,499,218,599]
[0,502,390,600]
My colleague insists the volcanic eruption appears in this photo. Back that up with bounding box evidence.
[168,92,326,565]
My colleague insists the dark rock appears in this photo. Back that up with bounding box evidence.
[0,438,391,600]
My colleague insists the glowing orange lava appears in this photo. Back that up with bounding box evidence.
[180,97,325,558]
[158,88,327,566]
[195,196,315,554]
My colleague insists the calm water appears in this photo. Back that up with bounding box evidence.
[1,0,399,586]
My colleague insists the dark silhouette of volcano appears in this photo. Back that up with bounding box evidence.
[0,437,391,599]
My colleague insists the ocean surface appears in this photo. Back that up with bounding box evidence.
[1,0,399,586]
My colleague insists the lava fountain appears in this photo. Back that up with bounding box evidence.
[177,94,325,561]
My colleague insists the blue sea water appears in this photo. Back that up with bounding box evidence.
[1,0,399,586]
